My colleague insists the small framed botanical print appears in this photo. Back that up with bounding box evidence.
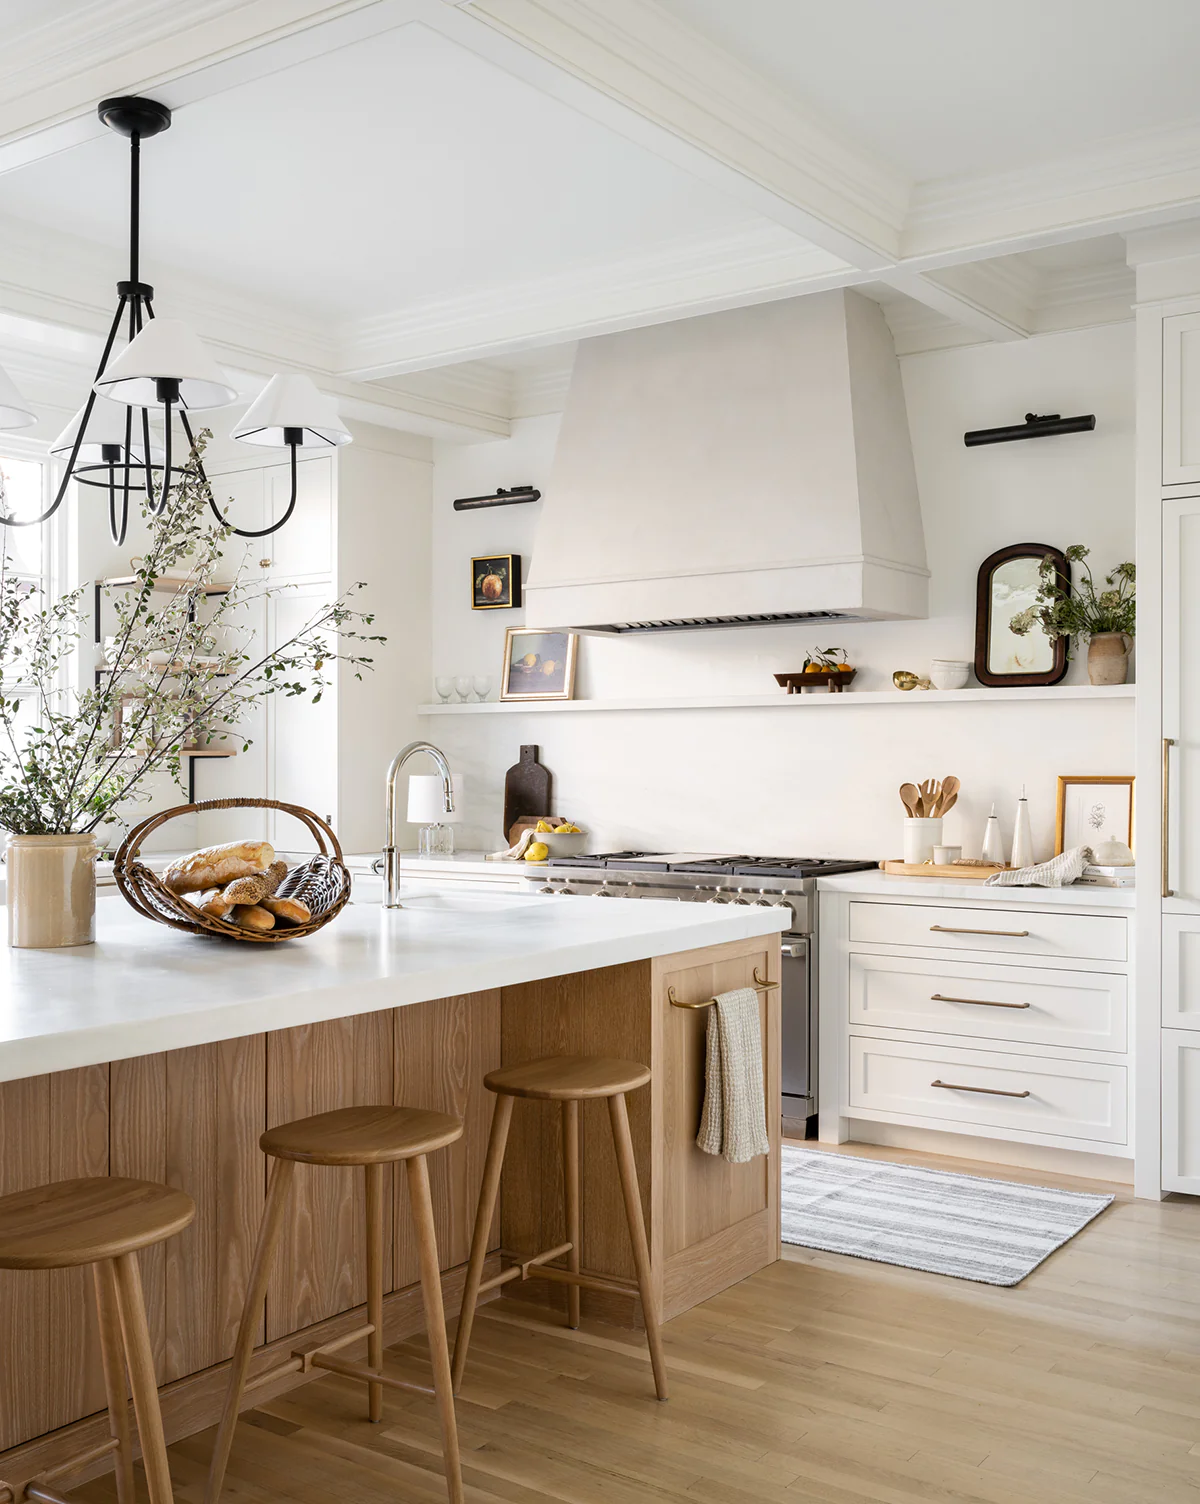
[1055,775,1134,855]
[471,554,522,610]
[501,628,578,701]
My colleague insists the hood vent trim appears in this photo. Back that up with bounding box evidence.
[577,609,864,635]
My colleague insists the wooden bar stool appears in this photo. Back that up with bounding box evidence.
[206,1105,465,1504]
[452,1055,667,1401]
[0,1176,195,1504]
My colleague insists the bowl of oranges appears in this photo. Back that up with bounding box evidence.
[524,820,587,861]
[775,647,856,694]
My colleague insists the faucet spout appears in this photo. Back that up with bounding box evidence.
[383,740,454,908]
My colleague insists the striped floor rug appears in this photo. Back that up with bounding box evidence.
[781,1146,1113,1286]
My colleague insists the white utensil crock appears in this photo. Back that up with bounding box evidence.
[903,817,944,865]
[7,832,97,948]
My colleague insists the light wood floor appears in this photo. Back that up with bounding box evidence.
[79,1142,1200,1504]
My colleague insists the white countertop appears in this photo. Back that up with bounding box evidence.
[816,870,1135,909]
[0,883,786,1084]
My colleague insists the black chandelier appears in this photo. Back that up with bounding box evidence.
[0,96,351,545]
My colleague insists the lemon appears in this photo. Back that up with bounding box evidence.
[525,841,549,862]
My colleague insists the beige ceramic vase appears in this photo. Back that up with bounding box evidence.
[7,832,97,948]
[1087,632,1132,686]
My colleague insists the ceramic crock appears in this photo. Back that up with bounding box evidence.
[1087,632,1132,686]
[7,832,97,948]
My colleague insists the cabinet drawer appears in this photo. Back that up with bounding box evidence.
[849,1036,1127,1144]
[849,901,1126,962]
[849,954,1127,1052]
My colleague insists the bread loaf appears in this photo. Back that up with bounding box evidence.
[260,895,311,925]
[231,904,275,932]
[222,859,288,907]
[164,841,275,895]
[198,889,235,920]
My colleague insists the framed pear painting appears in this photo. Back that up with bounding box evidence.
[471,554,522,610]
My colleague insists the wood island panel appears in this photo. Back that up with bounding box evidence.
[0,935,780,1492]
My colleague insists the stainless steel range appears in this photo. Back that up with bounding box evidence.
[518,851,877,1130]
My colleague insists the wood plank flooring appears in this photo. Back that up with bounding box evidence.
[78,1142,1200,1504]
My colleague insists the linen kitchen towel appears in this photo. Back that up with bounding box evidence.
[696,986,770,1164]
[986,845,1091,888]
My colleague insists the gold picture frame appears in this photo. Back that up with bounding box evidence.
[500,628,578,702]
[1055,775,1135,855]
[471,553,521,610]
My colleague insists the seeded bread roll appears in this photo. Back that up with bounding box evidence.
[231,904,274,932]
[260,895,311,925]
[164,841,275,895]
[222,859,289,907]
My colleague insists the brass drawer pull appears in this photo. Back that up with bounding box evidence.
[931,993,1030,1010]
[929,924,1030,938]
[931,1079,1031,1099]
[1164,736,1176,898]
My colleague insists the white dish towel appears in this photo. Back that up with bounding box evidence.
[696,987,770,1164]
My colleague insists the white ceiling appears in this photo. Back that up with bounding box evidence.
[657,0,1200,179]
[0,21,752,321]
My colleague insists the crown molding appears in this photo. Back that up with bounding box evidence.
[437,0,907,267]
[339,221,856,378]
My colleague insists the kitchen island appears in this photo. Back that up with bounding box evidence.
[0,885,784,1491]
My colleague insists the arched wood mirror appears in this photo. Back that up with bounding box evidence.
[974,542,1071,687]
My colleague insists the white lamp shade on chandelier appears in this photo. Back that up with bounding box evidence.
[0,363,36,431]
[231,373,352,450]
[407,773,462,824]
[50,394,166,465]
[94,318,238,410]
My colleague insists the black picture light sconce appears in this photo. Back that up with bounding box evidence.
[964,412,1096,447]
[452,484,541,511]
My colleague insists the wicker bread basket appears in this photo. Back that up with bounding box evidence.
[114,797,352,943]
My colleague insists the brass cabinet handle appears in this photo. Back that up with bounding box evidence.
[1164,737,1177,898]
[931,993,1031,1010]
[929,924,1030,938]
[931,1079,1031,1099]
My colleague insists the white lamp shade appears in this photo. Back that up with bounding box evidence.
[407,773,461,824]
[94,318,238,410]
[51,395,166,464]
[0,363,35,431]
[231,373,352,450]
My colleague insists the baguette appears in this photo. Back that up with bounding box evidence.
[231,904,275,932]
[222,859,289,907]
[260,895,311,925]
[164,841,275,895]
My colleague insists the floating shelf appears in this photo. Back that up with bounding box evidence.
[418,684,1135,716]
[98,574,233,596]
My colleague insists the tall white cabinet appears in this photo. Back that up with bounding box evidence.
[197,423,432,855]
[1132,241,1200,1194]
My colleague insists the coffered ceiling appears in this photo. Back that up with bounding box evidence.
[0,0,1196,440]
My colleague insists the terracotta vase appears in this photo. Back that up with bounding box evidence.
[7,833,97,948]
[1087,632,1132,686]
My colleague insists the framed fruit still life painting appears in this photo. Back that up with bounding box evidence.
[471,554,521,609]
[501,628,578,701]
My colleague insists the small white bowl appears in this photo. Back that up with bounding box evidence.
[929,659,970,690]
[528,828,588,857]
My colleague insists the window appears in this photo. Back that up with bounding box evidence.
[0,454,51,585]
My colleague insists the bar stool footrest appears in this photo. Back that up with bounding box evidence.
[310,1350,434,1399]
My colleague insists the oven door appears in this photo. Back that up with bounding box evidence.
[779,936,814,1128]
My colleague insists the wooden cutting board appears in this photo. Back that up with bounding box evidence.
[503,745,553,843]
[880,859,1008,881]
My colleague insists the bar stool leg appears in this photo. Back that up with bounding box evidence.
[112,1251,175,1504]
[606,1093,668,1401]
[561,1098,581,1330]
[406,1154,465,1504]
[206,1155,296,1504]
[364,1161,386,1423]
[92,1260,136,1504]
[451,1091,513,1392]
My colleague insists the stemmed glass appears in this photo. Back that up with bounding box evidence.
[472,675,492,702]
[454,675,472,702]
[434,676,453,703]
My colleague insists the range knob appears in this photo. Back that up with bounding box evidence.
[557,885,575,896]
[706,892,728,904]
[753,889,776,906]
[538,885,557,895]
[730,888,751,905]
[596,887,616,897]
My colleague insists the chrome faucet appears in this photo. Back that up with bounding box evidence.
[383,741,454,908]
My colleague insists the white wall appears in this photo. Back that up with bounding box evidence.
[429,323,1135,862]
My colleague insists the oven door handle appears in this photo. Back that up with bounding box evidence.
[780,940,808,958]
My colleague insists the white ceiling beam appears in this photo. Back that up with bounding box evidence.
[431,0,906,271]
[337,223,858,379]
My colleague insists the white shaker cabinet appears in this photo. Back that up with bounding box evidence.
[1161,311,1200,485]
[1162,495,1200,912]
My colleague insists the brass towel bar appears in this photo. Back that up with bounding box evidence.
[668,966,779,1010]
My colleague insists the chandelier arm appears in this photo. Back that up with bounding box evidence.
[108,468,128,549]
[203,440,299,538]
[0,294,129,529]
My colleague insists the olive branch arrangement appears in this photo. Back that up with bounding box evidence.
[0,432,384,837]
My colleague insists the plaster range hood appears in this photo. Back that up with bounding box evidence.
[524,290,928,633]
